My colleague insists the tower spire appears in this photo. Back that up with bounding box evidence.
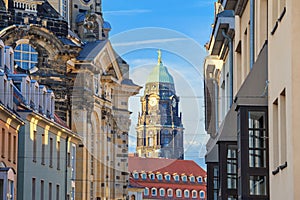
[157,49,162,64]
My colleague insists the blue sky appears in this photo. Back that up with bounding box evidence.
[102,0,215,168]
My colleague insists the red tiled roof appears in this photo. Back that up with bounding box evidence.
[128,157,206,176]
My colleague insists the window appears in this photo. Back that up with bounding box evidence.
[149,173,155,180]
[90,155,94,175]
[41,180,44,200]
[197,176,203,183]
[248,112,267,168]
[71,145,76,180]
[49,182,52,200]
[249,176,267,196]
[174,175,179,182]
[1,128,4,158]
[42,134,45,165]
[192,190,197,198]
[148,137,153,146]
[56,185,60,200]
[184,190,190,198]
[157,174,163,181]
[50,138,53,167]
[14,43,38,70]
[159,188,165,197]
[167,189,173,197]
[279,90,287,164]
[144,187,149,196]
[33,130,37,162]
[200,191,205,198]
[32,178,36,200]
[57,141,60,170]
[13,135,16,163]
[227,145,237,189]
[141,173,147,180]
[8,132,11,161]
[165,174,171,181]
[190,176,195,182]
[182,175,187,182]
[133,172,139,179]
[151,188,157,196]
[176,189,182,197]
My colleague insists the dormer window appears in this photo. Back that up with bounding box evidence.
[182,175,187,182]
[176,189,182,197]
[167,189,173,197]
[141,173,147,180]
[159,188,165,197]
[197,176,203,183]
[192,190,197,198]
[184,190,190,198]
[189,176,195,182]
[144,187,149,196]
[165,174,171,181]
[149,173,155,180]
[157,174,163,181]
[174,175,179,182]
[151,188,157,196]
[133,172,139,179]
[200,191,205,199]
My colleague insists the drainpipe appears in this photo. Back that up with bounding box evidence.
[222,30,233,107]
[65,136,69,200]
[250,0,255,69]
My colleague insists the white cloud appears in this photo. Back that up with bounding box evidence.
[113,38,189,47]
[104,9,151,16]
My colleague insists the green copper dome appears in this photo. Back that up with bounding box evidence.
[146,63,174,84]
[146,50,174,84]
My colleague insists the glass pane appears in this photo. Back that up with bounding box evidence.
[31,53,38,62]
[22,62,29,70]
[227,175,237,189]
[249,176,267,195]
[248,112,265,129]
[249,149,267,168]
[22,44,29,51]
[14,52,21,60]
[249,130,266,148]
[15,45,21,50]
[22,53,29,60]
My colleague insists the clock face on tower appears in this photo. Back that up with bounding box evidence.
[149,97,157,107]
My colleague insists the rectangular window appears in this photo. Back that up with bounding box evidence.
[41,180,44,200]
[33,130,37,162]
[32,178,36,200]
[42,134,45,165]
[49,182,52,200]
[8,132,11,161]
[280,90,287,164]
[2,128,5,158]
[248,112,267,168]
[213,165,219,200]
[227,145,238,189]
[272,99,279,168]
[67,152,71,167]
[56,185,59,200]
[90,155,94,175]
[249,176,267,196]
[71,145,76,180]
[13,135,16,163]
[57,141,60,170]
[50,138,53,167]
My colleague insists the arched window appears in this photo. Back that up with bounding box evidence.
[197,176,203,183]
[159,188,165,196]
[141,173,147,180]
[14,43,38,70]
[144,187,149,196]
[190,176,195,182]
[200,191,205,198]
[174,175,179,182]
[176,189,182,197]
[133,172,139,179]
[167,189,173,197]
[165,174,171,181]
[182,175,187,182]
[157,174,163,181]
[149,173,155,180]
[184,190,190,198]
[192,190,197,198]
[151,188,157,196]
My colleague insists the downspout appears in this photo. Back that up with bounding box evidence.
[65,136,69,200]
[222,30,233,107]
[250,0,255,69]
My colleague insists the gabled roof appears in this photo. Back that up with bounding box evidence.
[77,40,108,61]
[128,157,206,177]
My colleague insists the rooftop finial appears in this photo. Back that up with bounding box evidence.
[157,49,162,64]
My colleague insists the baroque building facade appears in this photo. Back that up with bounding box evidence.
[0,0,140,199]
[136,51,184,160]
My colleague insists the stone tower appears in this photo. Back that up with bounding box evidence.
[136,50,184,160]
